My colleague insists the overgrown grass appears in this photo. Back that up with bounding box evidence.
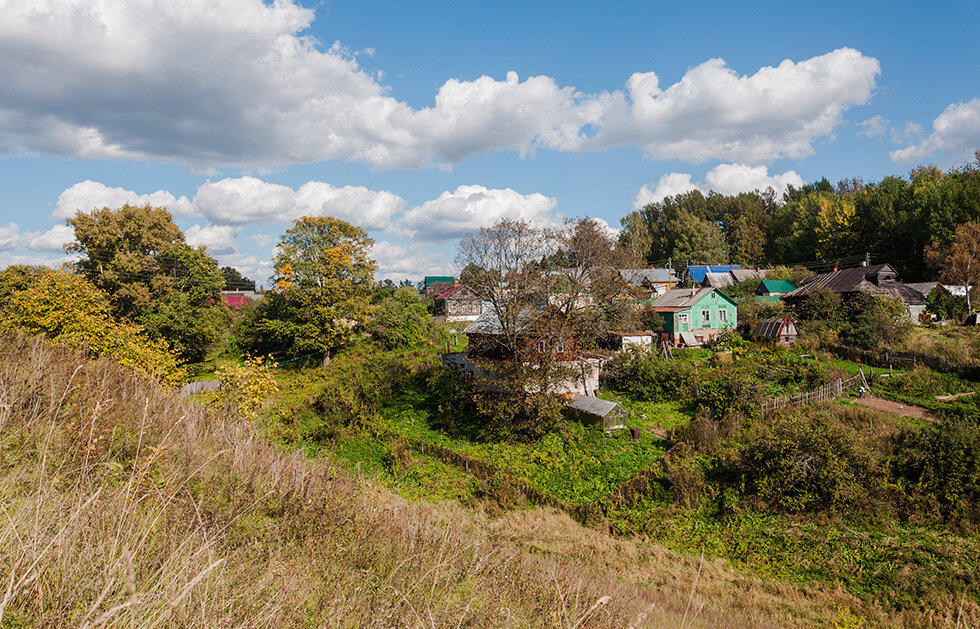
[2,334,735,628]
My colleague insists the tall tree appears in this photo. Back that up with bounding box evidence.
[221,266,256,291]
[240,216,376,363]
[65,204,227,362]
[926,221,980,313]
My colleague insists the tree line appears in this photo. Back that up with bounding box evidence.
[620,153,980,281]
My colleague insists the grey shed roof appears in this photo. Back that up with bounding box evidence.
[566,394,625,418]
[648,287,725,309]
[906,282,938,297]
[731,269,764,282]
[703,272,734,288]
[619,268,680,286]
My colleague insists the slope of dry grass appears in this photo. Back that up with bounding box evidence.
[0,334,903,627]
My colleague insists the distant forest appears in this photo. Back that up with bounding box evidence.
[620,153,980,281]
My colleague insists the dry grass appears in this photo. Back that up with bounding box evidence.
[0,334,726,628]
[0,334,931,627]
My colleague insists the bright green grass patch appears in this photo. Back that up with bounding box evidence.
[598,393,690,432]
[377,398,669,506]
[329,432,479,503]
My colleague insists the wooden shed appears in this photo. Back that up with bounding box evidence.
[564,394,628,431]
[753,317,799,345]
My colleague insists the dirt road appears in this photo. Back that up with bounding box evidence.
[855,396,939,421]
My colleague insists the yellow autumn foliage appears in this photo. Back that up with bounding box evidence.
[212,355,280,421]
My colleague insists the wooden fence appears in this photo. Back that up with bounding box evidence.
[760,373,863,415]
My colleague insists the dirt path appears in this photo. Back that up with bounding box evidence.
[935,391,977,401]
[855,396,939,421]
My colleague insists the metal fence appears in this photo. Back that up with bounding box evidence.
[760,374,863,415]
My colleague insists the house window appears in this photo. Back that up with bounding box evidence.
[678,313,689,324]
[719,309,727,322]
[449,302,457,313]
[537,339,547,353]
[702,309,710,322]
[555,341,565,354]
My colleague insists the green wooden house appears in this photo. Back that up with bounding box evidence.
[648,287,738,346]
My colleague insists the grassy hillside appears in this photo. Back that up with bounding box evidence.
[1,333,882,628]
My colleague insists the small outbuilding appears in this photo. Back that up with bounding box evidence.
[564,394,628,431]
[753,317,799,346]
[608,330,654,351]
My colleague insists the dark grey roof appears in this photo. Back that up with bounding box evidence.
[906,282,938,297]
[703,272,734,288]
[566,394,625,418]
[783,264,927,304]
[731,269,764,282]
[619,268,680,286]
[648,287,716,308]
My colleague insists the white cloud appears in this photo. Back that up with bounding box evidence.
[633,164,804,208]
[633,173,699,208]
[397,185,559,241]
[26,224,74,252]
[857,115,888,138]
[0,1,880,169]
[53,180,194,220]
[185,224,240,254]
[371,240,451,281]
[703,164,804,196]
[593,48,880,163]
[891,98,980,164]
[0,223,21,250]
[193,176,404,229]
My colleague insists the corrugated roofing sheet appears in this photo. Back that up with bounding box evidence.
[704,272,734,288]
[566,394,624,417]
[648,287,715,309]
[758,279,797,294]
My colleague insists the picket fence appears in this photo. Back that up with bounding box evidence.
[760,373,863,415]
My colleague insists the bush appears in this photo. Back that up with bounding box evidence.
[211,355,280,421]
[740,409,886,514]
[895,417,980,527]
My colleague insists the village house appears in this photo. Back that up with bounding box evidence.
[441,308,603,396]
[684,265,742,286]
[753,317,799,346]
[618,268,681,297]
[220,290,259,310]
[648,287,738,346]
[423,275,456,297]
[432,283,489,322]
[607,330,655,351]
[757,279,797,297]
[781,263,927,323]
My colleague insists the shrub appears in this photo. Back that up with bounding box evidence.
[212,355,280,421]
[894,417,980,527]
[740,409,886,514]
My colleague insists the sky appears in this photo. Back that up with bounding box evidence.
[1,0,978,285]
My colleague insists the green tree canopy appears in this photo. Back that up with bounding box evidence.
[240,216,377,362]
[65,204,228,361]
[221,266,256,291]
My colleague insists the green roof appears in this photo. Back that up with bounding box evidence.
[758,279,796,294]
[424,276,455,288]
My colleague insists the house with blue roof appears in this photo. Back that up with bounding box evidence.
[684,265,742,285]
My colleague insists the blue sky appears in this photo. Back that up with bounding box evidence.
[1,0,978,284]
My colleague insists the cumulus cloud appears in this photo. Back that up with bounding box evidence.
[633,173,699,209]
[0,223,21,250]
[396,185,559,241]
[596,49,880,163]
[185,224,240,254]
[891,98,980,164]
[371,241,451,281]
[633,164,804,208]
[26,224,75,252]
[53,180,194,220]
[0,0,880,169]
[193,177,404,229]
